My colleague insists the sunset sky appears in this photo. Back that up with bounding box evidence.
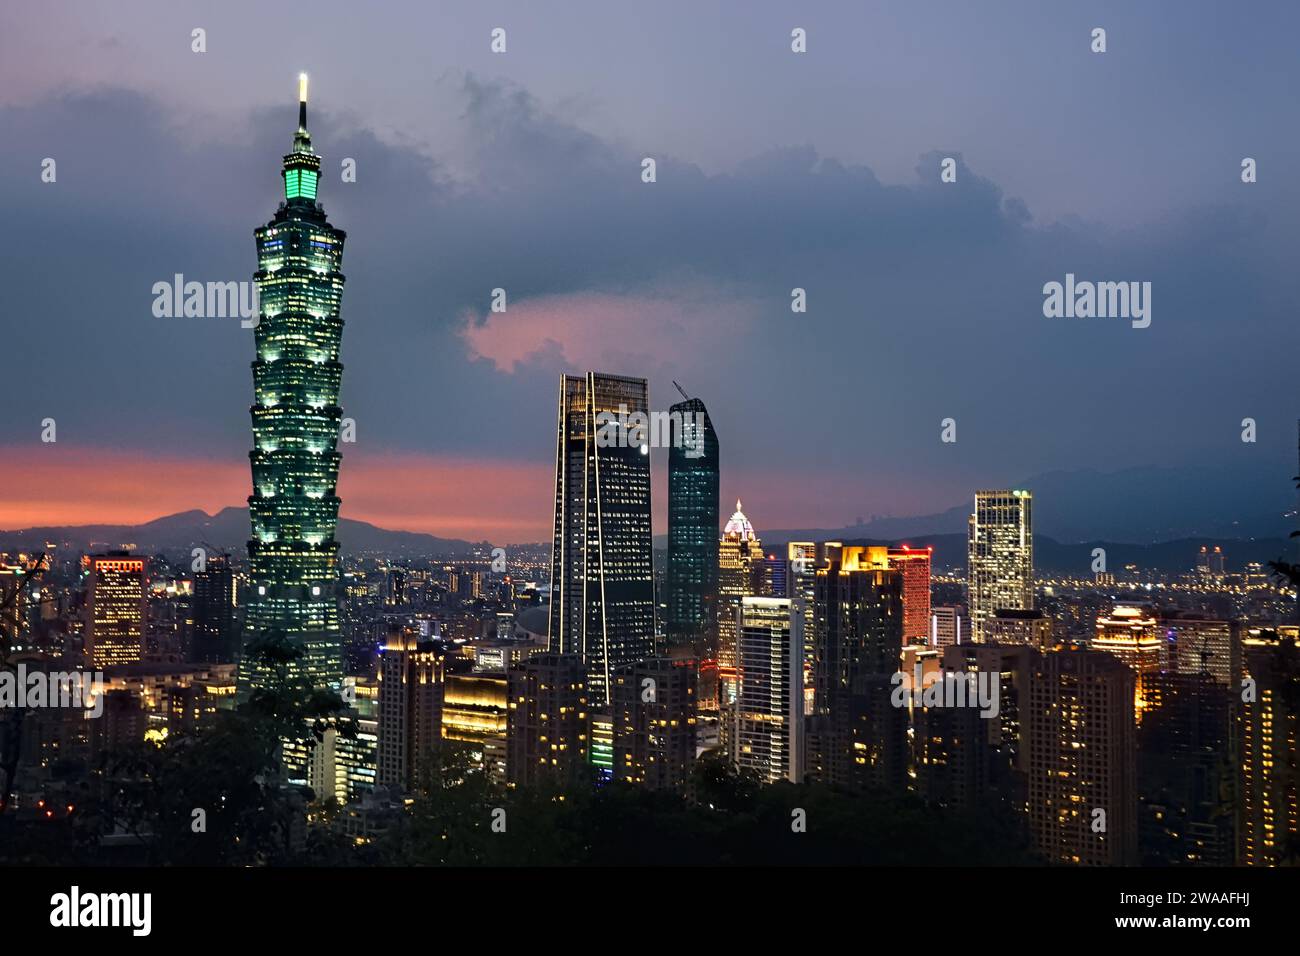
[1,1,1297,542]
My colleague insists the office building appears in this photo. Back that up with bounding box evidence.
[191,555,237,664]
[887,547,932,645]
[241,76,349,693]
[717,500,764,704]
[547,373,656,707]
[84,553,146,668]
[810,547,906,793]
[731,597,803,784]
[967,490,1033,643]
[665,393,719,652]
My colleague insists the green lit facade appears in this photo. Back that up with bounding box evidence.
[665,395,719,648]
[240,80,347,693]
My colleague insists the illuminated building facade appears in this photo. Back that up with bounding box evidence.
[612,657,697,791]
[442,672,509,784]
[1238,632,1299,866]
[930,605,965,649]
[665,395,719,651]
[506,653,590,788]
[376,629,448,791]
[241,75,348,693]
[0,562,31,650]
[1164,615,1240,688]
[967,490,1033,643]
[732,597,803,784]
[788,542,839,715]
[1091,605,1162,716]
[191,555,237,664]
[84,553,146,668]
[547,373,656,707]
[887,547,932,645]
[717,500,763,705]
[988,608,1054,651]
[1027,650,1137,865]
[810,547,906,792]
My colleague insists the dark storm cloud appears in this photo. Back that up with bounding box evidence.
[0,74,1296,525]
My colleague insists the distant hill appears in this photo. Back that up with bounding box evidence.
[704,464,1293,548]
[0,506,480,558]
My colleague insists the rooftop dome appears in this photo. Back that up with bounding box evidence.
[723,499,757,540]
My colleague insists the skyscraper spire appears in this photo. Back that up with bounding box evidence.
[283,73,320,201]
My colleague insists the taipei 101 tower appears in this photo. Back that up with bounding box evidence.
[239,75,348,696]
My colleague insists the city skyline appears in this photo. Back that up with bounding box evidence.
[1,3,1298,896]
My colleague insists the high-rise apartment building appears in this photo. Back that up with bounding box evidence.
[547,373,656,707]
[611,657,697,791]
[376,628,449,792]
[191,555,237,664]
[1137,671,1236,866]
[506,653,590,788]
[810,547,906,792]
[967,490,1033,643]
[84,553,146,668]
[241,76,348,693]
[1238,632,1299,866]
[1026,650,1137,865]
[732,597,804,784]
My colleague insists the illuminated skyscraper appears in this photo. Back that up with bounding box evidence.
[84,553,146,668]
[376,627,449,791]
[732,597,803,784]
[716,500,763,704]
[1092,605,1162,717]
[191,555,236,664]
[665,392,719,650]
[241,76,348,692]
[967,490,1033,643]
[547,372,656,707]
[810,547,906,792]
[887,547,932,645]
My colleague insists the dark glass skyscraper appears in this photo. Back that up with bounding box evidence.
[548,372,656,706]
[665,394,719,650]
[191,555,236,664]
[240,76,347,693]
